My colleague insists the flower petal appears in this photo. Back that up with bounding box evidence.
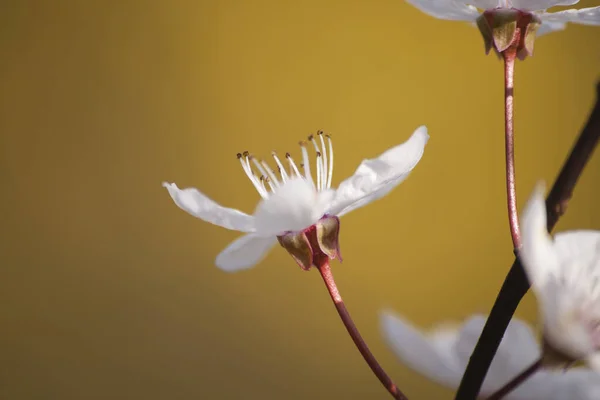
[553,230,600,276]
[540,6,600,26]
[586,353,600,372]
[460,0,501,10]
[381,312,600,398]
[215,233,276,272]
[163,182,255,232]
[328,126,429,217]
[405,0,480,21]
[253,177,335,236]
[519,182,560,289]
[380,310,462,387]
[454,315,540,393]
[511,0,580,11]
[537,20,568,36]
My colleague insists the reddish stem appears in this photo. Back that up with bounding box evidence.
[503,48,521,251]
[317,260,407,400]
[486,359,542,400]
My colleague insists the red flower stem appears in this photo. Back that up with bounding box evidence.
[317,260,407,400]
[503,48,521,251]
[486,358,542,400]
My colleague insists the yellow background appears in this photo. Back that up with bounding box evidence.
[2,1,599,399]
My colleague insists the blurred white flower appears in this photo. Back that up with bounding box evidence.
[405,0,600,58]
[163,127,429,272]
[380,312,600,399]
[406,0,600,35]
[520,182,600,369]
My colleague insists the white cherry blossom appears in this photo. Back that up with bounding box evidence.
[380,311,600,399]
[163,127,429,272]
[405,0,600,37]
[520,182,600,369]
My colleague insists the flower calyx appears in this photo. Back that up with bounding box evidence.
[476,8,541,60]
[277,215,342,270]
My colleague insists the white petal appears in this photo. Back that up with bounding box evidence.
[405,0,480,21]
[511,0,580,11]
[253,177,335,236]
[540,6,600,26]
[533,368,600,400]
[519,182,560,289]
[215,233,276,272]
[452,315,539,394]
[553,230,600,275]
[328,126,429,217]
[163,182,255,232]
[586,353,600,372]
[537,20,568,36]
[459,0,500,10]
[380,311,462,387]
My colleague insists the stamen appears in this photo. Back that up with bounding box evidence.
[299,141,315,189]
[264,175,276,192]
[238,151,269,198]
[318,131,328,190]
[309,134,324,190]
[251,157,272,186]
[259,175,269,193]
[271,152,289,183]
[286,152,302,178]
[315,151,322,190]
[326,134,334,189]
[260,159,280,187]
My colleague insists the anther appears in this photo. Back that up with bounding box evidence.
[285,152,291,158]
[236,153,242,159]
[308,134,314,141]
[243,151,250,157]
[317,130,323,135]
[317,151,321,157]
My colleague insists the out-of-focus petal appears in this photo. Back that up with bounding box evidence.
[405,0,481,21]
[380,311,462,387]
[540,6,600,26]
[215,233,276,272]
[512,0,579,11]
[519,182,560,289]
[537,20,568,36]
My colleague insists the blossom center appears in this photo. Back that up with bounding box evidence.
[253,177,334,235]
[238,131,337,236]
[236,130,335,199]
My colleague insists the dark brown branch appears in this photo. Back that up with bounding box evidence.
[454,81,600,400]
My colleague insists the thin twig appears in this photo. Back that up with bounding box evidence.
[317,260,407,400]
[503,48,521,250]
[486,359,542,400]
[455,82,600,400]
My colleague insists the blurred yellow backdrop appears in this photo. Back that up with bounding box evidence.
[1,1,599,399]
